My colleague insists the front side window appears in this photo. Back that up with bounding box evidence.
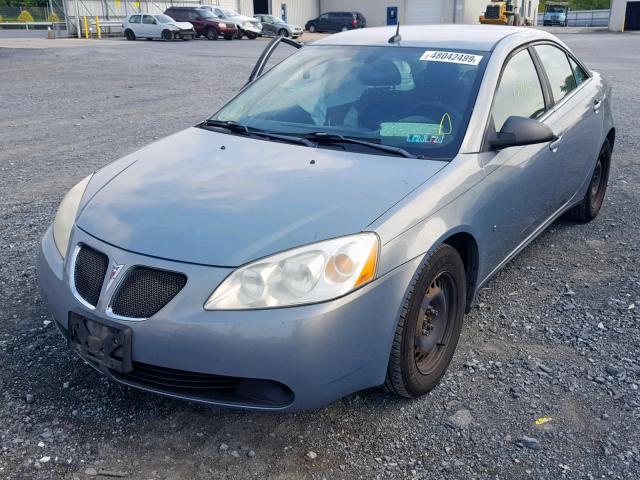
[129,15,141,24]
[142,15,155,25]
[318,14,329,21]
[534,44,577,103]
[492,49,545,131]
[213,46,488,159]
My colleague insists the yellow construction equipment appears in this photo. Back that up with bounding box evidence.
[479,0,514,25]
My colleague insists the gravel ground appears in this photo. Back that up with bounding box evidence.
[0,33,639,480]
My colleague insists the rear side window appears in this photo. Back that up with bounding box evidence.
[492,49,545,131]
[129,15,141,24]
[568,57,589,86]
[534,44,577,104]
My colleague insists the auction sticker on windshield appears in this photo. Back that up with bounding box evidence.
[420,51,483,66]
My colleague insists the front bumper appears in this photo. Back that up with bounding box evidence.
[38,225,420,411]
[239,24,261,34]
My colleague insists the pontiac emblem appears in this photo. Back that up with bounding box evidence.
[106,263,124,291]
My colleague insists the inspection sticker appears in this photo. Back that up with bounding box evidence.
[420,51,483,66]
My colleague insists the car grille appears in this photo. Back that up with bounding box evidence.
[110,362,294,407]
[114,362,241,391]
[110,267,186,318]
[74,245,108,307]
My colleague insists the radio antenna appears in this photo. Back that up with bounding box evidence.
[388,22,401,44]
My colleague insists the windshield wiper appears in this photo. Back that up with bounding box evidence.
[301,132,420,159]
[202,119,316,147]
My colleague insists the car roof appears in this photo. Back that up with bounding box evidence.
[313,25,558,51]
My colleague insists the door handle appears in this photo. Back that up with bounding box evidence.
[549,135,563,153]
[593,99,602,112]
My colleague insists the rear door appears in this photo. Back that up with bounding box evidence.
[532,43,603,210]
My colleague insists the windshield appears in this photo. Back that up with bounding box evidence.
[199,10,216,19]
[212,46,488,160]
[155,15,174,23]
[223,9,239,16]
[547,6,566,13]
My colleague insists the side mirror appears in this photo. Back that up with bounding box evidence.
[490,116,556,150]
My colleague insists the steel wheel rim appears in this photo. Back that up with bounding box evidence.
[414,272,456,376]
[589,149,608,209]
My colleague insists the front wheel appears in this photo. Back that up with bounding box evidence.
[384,244,466,398]
[278,28,288,37]
[246,32,258,39]
[341,26,349,32]
[566,139,611,222]
[162,29,173,41]
[206,28,219,40]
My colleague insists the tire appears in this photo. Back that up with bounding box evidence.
[162,29,172,41]
[566,139,612,222]
[124,29,136,41]
[235,29,244,39]
[308,23,316,33]
[246,32,258,39]
[278,28,288,37]
[206,28,218,40]
[384,244,466,398]
[341,26,349,32]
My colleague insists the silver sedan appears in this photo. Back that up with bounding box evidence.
[38,26,614,411]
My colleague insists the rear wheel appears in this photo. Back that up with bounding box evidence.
[384,244,466,398]
[124,29,136,41]
[162,29,173,41]
[308,23,316,33]
[566,139,612,222]
[341,26,349,32]
[206,28,218,40]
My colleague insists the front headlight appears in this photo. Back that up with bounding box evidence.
[52,175,92,259]
[205,233,379,310]
[218,22,227,28]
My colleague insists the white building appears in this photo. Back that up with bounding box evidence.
[230,1,539,29]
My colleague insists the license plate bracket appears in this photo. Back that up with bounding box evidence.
[68,313,133,373]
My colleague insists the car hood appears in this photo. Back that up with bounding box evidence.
[170,21,193,29]
[77,127,445,267]
[228,14,258,23]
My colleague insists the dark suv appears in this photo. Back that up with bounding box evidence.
[305,11,366,33]
[164,6,237,40]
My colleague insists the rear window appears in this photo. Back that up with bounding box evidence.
[213,45,489,160]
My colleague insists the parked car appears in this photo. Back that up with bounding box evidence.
[305,11,366,33]
[200,6,261,39]
[164,6,236,40]
[123,13,195,41]
[39,26,613,412]
[254,14,303,38]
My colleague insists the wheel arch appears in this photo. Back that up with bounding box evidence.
[606,128,615,150]
[441,232,479,314]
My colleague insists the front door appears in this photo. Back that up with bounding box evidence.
[142,15,159,38]
[261,16,277,35]
[480,48,557,269]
